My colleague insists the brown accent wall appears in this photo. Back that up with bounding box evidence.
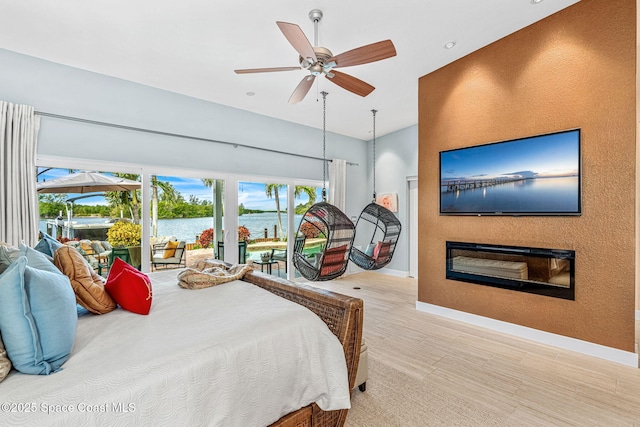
[418,0,636,351]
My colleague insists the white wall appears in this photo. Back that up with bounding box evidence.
[0,48,369,220]
[365,124,418,274]
[0,48,419,274]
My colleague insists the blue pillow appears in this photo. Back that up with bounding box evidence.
[19,243,60,275]
[34,233,64,257]
[0,256,77,375]
[364,244,376,257]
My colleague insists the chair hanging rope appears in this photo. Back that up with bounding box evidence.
[350,109,402,271]
[293,92,355,281]
[372,109,377,202]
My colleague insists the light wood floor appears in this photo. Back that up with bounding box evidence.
[308,272,640,426]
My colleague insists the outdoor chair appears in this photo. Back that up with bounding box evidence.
[151,240,186,270]
[216,241,247,264]
[270,235,306,273]
[108,247,132,267]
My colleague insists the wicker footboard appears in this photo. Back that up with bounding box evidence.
[242,270,363,427]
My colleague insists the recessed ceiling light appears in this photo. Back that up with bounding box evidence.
[531,0,543,4]
[246,91,255,96]
[444,41,456,49]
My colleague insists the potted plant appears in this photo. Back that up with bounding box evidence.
[238,225,251,242]
[199,228,214,249]
[107,221,142,268]
[107,221,142,248]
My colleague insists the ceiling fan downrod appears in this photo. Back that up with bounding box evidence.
[309,9,323,47]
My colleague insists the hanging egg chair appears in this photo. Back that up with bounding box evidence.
[350,109,402,270]
[293,201,355,281]
[292,91,355,281]
[349,201,401,270]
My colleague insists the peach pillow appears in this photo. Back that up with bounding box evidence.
[53,246,116,314]
[163,240,179,258]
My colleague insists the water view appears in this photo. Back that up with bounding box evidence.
[440,176,579,214]
[40,212,304,243]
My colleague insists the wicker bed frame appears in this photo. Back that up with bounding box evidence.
[241,269,363,427]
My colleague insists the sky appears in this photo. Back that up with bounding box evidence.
[37,169,322,210]
[440,129,580,182]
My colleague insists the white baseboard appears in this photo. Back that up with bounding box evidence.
[374,268,409,278]
[636,310,640,321]
[344,263,409,278]
[416,301,638,368]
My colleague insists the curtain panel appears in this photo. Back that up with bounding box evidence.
[328,158,346,211]
[0,101,40,247]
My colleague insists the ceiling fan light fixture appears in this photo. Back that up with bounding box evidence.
[323,61,336,70]
[310,63,323,76]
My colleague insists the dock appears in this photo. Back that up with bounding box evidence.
[441,177,527,192]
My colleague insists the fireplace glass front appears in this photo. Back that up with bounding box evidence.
[446,241,575,300]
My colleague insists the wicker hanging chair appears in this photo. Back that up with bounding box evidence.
[349,109,402,270]
[349,202,401,270]
[293,202,355,281]
[293,92,355,281]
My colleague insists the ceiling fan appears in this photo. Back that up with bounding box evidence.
[234,9,397,104]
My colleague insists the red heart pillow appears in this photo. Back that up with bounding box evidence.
[105,258,152,315]
[107,257,138,281]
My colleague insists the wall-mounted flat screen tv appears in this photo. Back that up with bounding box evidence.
[439,129,581,216]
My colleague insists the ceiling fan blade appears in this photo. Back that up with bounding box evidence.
[276,21,317,62]
[289,75,316,104]
[328,40,396,68]
[235,67,301,74]
[325,70,375,97]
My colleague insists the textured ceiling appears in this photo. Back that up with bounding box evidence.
[0,0,581,140]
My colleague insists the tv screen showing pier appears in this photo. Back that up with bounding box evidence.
[439,129,581,216]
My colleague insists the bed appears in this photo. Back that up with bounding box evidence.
[0,267,363,427]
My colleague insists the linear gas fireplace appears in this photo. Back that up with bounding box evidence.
[446,241,575,300]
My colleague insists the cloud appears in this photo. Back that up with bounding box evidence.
[504,170,537,179]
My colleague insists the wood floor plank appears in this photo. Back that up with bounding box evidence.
[304,271,640,426]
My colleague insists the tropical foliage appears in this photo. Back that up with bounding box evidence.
[198,228,214,249]
[298,221,324,239]
[104,173,141,224]
[107,221,142,247]
[238,203,265,215]
[265,184,318,239]
[39,194,112,218]
[238,225,251,242]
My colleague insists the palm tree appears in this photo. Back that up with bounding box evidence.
[203,178,222,249]
[265,184,317,239]
[151,175,175,237]
[105,173,141,224]
[294,186,317,207]
[265,183,286,239]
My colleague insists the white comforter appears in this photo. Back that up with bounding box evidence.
[0,279,350,426]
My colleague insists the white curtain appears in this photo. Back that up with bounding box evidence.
[0,101,40,247]
[328,158,346,211]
